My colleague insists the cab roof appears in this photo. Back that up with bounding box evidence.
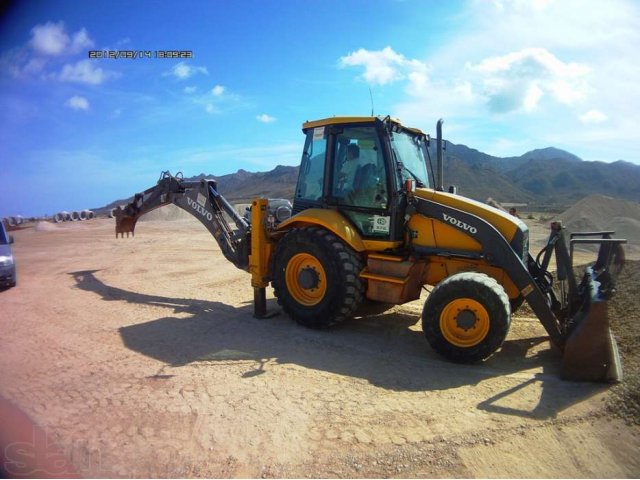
[302,116,425,135]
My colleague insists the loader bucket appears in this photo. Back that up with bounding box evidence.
[561,267,623,382]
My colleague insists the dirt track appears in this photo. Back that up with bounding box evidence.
[1,218,639,478]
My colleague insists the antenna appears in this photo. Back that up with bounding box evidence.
[368,86,374,116]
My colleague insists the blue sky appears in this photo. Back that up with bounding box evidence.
[1,0,639,217]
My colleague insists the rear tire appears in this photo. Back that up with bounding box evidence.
[272,227,364,328]
[422,272,510,363]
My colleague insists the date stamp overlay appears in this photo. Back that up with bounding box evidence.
[88,50,193,59]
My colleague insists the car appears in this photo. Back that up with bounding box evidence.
[0,221,16,288]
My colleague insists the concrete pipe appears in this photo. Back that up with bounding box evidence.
[80,210,94,220]
[14,215,25,225]
[53,212,65,223]
[70,211,81,221]
[109,208,117,218]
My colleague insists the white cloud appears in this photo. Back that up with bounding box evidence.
[23,57,47,75]
[183,86,197,94]
[579,109,608,124]
[30,22,69,56]
[164,62,208,80]
[467,48,591,113]
[58,59,116,85]
[205,103,217,114]
[339,46,428,87]
[211,85,225,96]
[383,0,640,162]
[256,113,276,123]
[70,28,94,52]
[29,22,93,56]
[65,95,89,111]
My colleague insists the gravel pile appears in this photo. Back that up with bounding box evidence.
[555,194,640,254]
[138,204,193,222]
[606,259,640,425]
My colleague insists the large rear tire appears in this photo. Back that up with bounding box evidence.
[272,227,364,328]
[422,272,510,363]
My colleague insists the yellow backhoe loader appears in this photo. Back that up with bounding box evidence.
[114,116,626,382]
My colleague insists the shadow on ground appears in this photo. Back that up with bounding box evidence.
[69,270,606,420]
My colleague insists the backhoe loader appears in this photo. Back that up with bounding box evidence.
[114,116,626,382]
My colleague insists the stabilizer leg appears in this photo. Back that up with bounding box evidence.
[253,287,267,319]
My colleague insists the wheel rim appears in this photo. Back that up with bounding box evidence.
[439,298,490,347]
[285,253,327,306]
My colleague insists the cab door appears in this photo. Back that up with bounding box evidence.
[327,125,393,239]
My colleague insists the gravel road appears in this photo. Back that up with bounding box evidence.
[1,218,638,478]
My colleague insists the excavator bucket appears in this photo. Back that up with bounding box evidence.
[560,237,626,382]
[561,267,623,382]
[113,207,139,238]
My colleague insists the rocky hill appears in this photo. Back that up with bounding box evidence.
[440,144,640,208]
[96,143,640,213]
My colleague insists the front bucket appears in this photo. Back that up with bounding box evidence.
[561,295,623,383]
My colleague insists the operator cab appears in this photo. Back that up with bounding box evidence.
[293,116,431,241]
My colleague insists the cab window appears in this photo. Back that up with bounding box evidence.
[295,127,327,201]
[390,130,430,188]
[331,126,388,210]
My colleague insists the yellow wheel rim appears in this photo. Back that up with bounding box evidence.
[439,298,490,348]
[285,253,327,306]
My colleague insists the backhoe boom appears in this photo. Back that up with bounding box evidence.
[114,171,250,270]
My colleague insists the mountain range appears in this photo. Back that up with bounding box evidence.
[99,144,640,213]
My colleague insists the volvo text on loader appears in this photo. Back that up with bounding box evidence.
[114,116,626,382]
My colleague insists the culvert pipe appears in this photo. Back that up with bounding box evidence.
[80,210,94,220]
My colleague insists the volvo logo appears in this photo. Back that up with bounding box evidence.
[187,197,213,221]
[443,213,477,234]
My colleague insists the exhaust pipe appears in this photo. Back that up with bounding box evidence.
[436,119,444,192]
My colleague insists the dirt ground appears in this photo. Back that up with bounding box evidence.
[1,217,639,478]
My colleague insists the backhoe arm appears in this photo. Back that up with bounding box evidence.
[114,171,250,271]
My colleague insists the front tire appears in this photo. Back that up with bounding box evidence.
[422,272,510,363]
[272,227,364,328]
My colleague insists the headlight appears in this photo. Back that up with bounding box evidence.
[0,255,14,266]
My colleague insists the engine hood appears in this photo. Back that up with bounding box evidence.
[414,188,527,244]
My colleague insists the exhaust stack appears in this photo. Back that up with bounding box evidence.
[436,119,444,191]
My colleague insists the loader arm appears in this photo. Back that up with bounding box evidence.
[114,171,250,271]
[412,196,627,381]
